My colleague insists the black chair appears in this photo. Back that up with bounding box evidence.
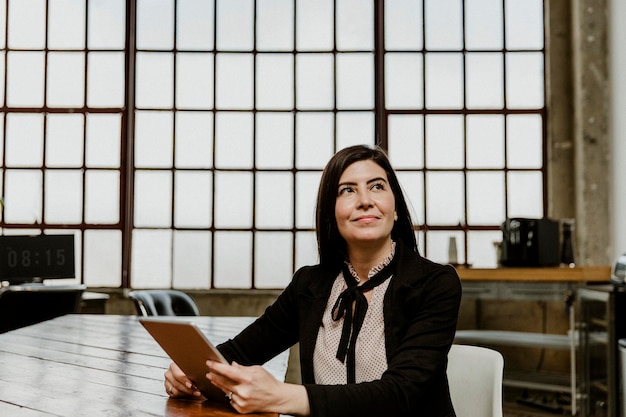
[0,284,86,333]
[127,290,200,317]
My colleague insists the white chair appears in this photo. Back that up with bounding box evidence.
[447,344,505,417]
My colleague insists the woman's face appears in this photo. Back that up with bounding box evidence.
[334,160,396,250]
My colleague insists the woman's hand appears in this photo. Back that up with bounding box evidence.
[164,362,203,398]
[206,360,310,416]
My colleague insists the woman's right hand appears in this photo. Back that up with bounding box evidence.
[164,362,203,398]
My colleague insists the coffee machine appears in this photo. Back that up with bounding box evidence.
[499,218,560,267]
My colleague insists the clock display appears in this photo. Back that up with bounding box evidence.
[0,235,75,282]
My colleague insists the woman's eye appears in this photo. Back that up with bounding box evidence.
[339,186,354,195]
[371,182,385,190]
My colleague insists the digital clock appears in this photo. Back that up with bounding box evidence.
[0,235,75,283]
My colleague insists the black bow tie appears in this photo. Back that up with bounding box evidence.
[330,259,395,383]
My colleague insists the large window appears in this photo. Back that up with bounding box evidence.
[0,0,545,289]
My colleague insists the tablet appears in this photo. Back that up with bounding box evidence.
[139,317,229,403]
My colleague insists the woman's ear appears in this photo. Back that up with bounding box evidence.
[394,212,398,221]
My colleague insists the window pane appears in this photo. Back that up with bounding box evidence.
[214,172,253,228]
[337,53,374,109]
[45,170,83,224]
[296,54,334,110]
[255,232,293,288]
[135,111,174,168]
[88,0,125,49]
[46,114,84,168]
[8,0,45,49]
[505,0,543,50]
[0,4,6,48]
[257,0,293,51]
[467,172,504,225]
[296,113,334,169]
[216,0,253,51]
[86,114,122,168]
[214,231,252,288]
[256,113,294,169]
[425,0,462,50]
[176,53,214,109]
[507,171,543,218]
[84,230,122,287]
[87,52,125,108]
[385,53,424,109]
[136,52,174,108]
[174,171,212,228]
[256,53,294,110]
[506,52,544,109]
[388,115,424,169]
[426,172,464,225]
[173,231,211,289]
[175,112,213,168]
[6,113,43,167]
[7,52,44,107]
[215,112,253,168]
[85,170,120,224]
[466,52,503,109]
[296,0,333,51]
[467,115,504,168]
[426,231,465,265]
[295,231,318,269]
[385,0,423,50]
[507,115,543,168]
[468,230,502,268]
[425,53,463,109]
[465,0,503,50]
[336,0,373,51]
[132,229,172,288]
[177,0,214,50]
[47,52,86,107]
[256,172,293,228]
[216,53,253,109]
[137,0,173,50]
[49,0,86,49]
[134,171,173,227]
[396,172,425,225]
[296,172,322,229]
[3,170,42,224]
[425,115,464,168]
[336,112,375,150]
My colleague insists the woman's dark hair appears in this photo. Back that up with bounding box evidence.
[315,145,418,268]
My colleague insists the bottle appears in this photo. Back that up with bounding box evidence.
[560,219,575,267]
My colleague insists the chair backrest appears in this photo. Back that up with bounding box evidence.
[127,290,200,317]
[0,284,86,333]
[447,344,504,417]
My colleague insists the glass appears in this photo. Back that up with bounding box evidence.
[174,171,212,228]
[214,172,253,228]
[385,53,424,109]
[47,52,85,108]
[426,172,464,225]
[467,230,502,268]
[466,52,504,109]
[425,115,464,169]
[86,114,122,168]
[396,172,425,225]
[177,0,215,50]
[215,112,253,168]
[295,231,318,269]
[385,0,423,50]
[88,0,125,49]
[5,113,44,167]
[295,172,322,229]
[134,170,173,228]
[426,231,465,265]
[296,54,334,109]
[465,0,503,50]
[175,112,214,168]
[425,53,463,109]
[255,232,294,288]
[336,112,375,150]
[467,172,505,225]
[83,230,122,287]
[136,52,174,109]
[87,52,125,108]
[176,53,214,109]
[256,54,294,110]
[425,0,462,50]
[388,115,425,169]
[336,53,374,109]
[336,0,373,51]
[132,229,173,288]
[44,170,83,224]
[215,53,253,109]
[216,0,254,51]
[48,0,86,49]
[136,0,174,50]
[507,171,543,218]
[6,52,45,107]
[214,231,252,288]
[296,0,333,51]
[46,114,84,168]
[8,0,45,49]
[507,114,543,168]
[295,113,334,169]
[506,52,544,109]
[135,111,174,168]
[3,170,43,224]
[505,0,544,50]
[85,170,120,224]
[256,113,294,169]
[257,0,293,51]
[466,115,505,168]
[255,172,294,229]
[173,231,211,289]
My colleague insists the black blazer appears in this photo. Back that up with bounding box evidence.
[218,242,462,417]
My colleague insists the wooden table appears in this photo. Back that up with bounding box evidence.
[0,314,289,416]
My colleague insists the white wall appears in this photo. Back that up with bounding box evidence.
[610,0,626,260]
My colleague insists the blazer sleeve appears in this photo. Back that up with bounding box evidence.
[304,261,462,417]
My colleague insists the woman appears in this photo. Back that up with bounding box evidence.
[164,145,462,417]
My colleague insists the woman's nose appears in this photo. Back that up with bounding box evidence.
[357,191,374,208]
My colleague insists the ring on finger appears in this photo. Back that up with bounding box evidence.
[226,391,233,402]
[168,384,174,395]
